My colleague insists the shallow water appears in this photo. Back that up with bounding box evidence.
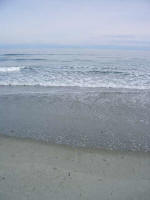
[0,86,150,152]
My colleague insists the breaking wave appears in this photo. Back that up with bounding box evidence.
[0,67,21,72]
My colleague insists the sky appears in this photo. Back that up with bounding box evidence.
[0,0,150,49]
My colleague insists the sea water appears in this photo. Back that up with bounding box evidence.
[0,48,150,89]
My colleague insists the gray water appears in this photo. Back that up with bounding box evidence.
[0,86,150,151]
[0,48,150,151]
[0,48,150,88]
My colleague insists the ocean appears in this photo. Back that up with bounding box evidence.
[0,48,150,151]
[0,48,150,89]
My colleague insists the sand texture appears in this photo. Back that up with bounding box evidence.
[0,135,150,200]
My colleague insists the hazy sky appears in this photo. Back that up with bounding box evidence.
[0,0,150,48]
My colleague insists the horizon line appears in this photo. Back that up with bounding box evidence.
[0,44,150,51]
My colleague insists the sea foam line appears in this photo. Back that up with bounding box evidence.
[0,67,21,72]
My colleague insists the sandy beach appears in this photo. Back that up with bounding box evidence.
[1,0,150,199]
[0,135,150,200]
[0,86,150,199]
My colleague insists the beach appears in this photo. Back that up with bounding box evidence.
[0,135,150,200]
[1,0,150,198]
[0,86,150,199]
[0,49,150,199]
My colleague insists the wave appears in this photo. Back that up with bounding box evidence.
[2,53,77,56]
[3,54,32,56]
[88,70,130,75]
[15,58,47,61]
[0,82,149,89]
[0,67,21,72]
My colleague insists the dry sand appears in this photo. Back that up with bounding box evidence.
[0,135,150,200]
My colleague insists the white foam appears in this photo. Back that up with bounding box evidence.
[0,67,21,72]
[0,81,149,89]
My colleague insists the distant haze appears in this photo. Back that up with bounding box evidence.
[0,0,150,49]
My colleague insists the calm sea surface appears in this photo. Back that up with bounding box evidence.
[0,48,150,88]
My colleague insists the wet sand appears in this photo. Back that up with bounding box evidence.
[0,86,150,199]
[0,86,150,151]
[0,135,150,200]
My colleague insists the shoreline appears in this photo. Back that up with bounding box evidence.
[0,85,150,152]
[0,134,150,200]
[1,84,150,92]
[0,133,148,154]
